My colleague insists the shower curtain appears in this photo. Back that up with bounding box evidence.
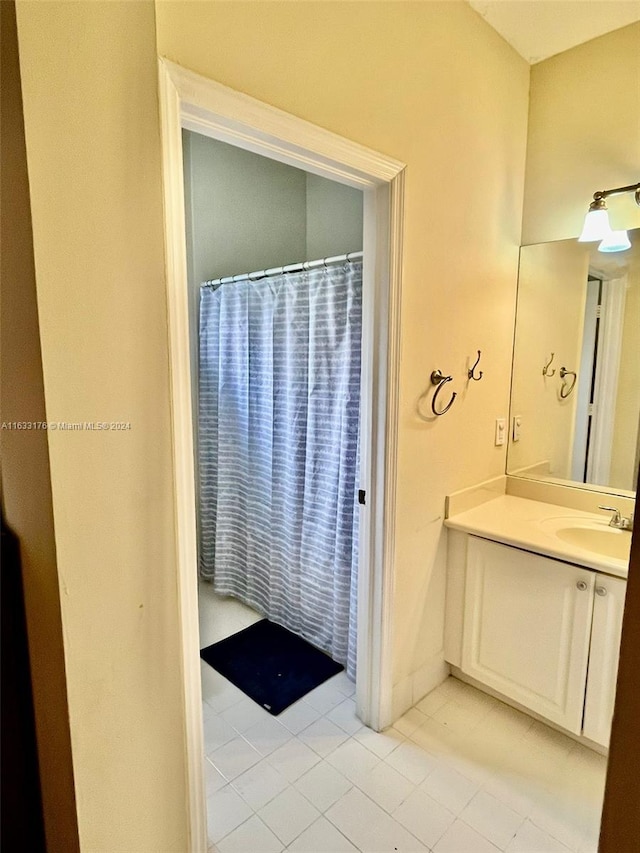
[198,260,362,679]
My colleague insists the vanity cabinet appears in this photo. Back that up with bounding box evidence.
[447,534,626,747]
[582,574,626,747]
[461,537,595,734]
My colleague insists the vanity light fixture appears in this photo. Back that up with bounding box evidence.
[578,182,640,253]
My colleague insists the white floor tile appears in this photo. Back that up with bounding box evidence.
[204,758,228,796]
[522,720,575,760]
[480,769,541,820]
[267,737,321,782]
[277,700,322,736]
[420,763,480,814]
[209,736,262,780]
[202,700,218,723]
[393,786,456,848]
[433,818,502,853]
[203,715,238,754]
[198,583,262,647]
[326,787,429,852]
[202,665,246,713]
[415,688,450,718]
[331,671,356,697]
[438,677,478,703]
[356,760,415,813]
[259,786,320,845]
[206,785,253,844]
[217,814,284,853]
[220,696,271,734]
[577,838,599,853]
[432,697,492,736]
[476,701,535,742]
[325,697,363,736]
[303,680,348,715]
[527,795,597,853]
[354,724,404,758]
[325,739,380,785]
[393,707,428,738]
[298,717,349,758]
[460,789,525,849]
[242,716,293,757]
[506,819,573,852]
[294,761,352,813]
[385,737,440,784]
[231,758,289,811]
[286,816,358,852]
[409,716,461,762]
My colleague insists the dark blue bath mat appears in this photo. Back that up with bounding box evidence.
[200,619,344,715]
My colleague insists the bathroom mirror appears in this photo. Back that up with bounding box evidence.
[507,228,640,495]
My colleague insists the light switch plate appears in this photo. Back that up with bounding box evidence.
[513,415,522,442]
[495,418,506,446]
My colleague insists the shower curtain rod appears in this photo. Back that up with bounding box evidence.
[200,251,363,288]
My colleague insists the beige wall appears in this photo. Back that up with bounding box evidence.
[508,241,590,479]
[1,3,79,849]
[156,0,530,701]
[15,2,188,851]
[523,23,640,246]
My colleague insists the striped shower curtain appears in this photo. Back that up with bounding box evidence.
[198,260,362,680]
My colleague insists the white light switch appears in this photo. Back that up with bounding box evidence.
[495,418,506,446]
[513,415,522,442]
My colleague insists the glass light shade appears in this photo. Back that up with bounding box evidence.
[598,230,631,253]
[578,208,612,242]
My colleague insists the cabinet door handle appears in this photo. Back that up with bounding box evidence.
[576,580,588,591]
[596,586,607,596]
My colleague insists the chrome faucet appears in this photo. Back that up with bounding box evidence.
[598,505,634,531]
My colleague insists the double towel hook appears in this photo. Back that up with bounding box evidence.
[542,352,556,377]
[430,370,457,416]
[468,350,483,382]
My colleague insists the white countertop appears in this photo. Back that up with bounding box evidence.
[444,494,630,578]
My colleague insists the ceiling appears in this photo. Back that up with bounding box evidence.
[467,0,640,64]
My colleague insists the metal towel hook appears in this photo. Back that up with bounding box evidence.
[468,350,483,381]
[542,353,556,377]
[559,367,577,399]
[430,370,457,416]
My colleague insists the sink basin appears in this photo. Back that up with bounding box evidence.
[540,517,631,563]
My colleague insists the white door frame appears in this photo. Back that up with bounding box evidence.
[587,275,627,485]
[157,58,405,851]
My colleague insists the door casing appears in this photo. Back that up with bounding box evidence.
[157,58,405,851]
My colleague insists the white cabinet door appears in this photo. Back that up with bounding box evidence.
[461,537,595,733]
[583,574,626,747]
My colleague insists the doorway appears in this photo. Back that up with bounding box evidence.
[158,59,405,850]
[571,270,628,486]
[186,128,364,685]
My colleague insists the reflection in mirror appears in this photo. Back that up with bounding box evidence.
[508,229,640,495]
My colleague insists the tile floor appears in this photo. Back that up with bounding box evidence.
[199,586,606,853]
